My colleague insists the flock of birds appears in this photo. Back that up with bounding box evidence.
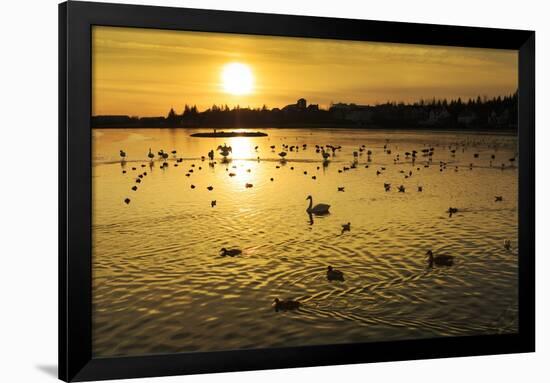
[116,137,516,312]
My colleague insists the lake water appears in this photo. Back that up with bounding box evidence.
[92,128,518,357]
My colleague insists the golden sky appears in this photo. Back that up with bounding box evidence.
[92,26,518,117]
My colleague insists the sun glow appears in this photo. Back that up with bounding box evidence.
[221,63,254,95]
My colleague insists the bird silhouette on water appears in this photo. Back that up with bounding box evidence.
[272,298,301,311]
[220,248,242,257]
[426,250,454,267]
[327,266,345,281]
[341,222,351,234]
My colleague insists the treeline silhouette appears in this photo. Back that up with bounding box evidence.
[92,93,517,130]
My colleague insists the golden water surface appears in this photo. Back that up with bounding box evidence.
[92,128,518,357]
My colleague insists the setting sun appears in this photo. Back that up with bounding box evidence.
[221,62,254,95]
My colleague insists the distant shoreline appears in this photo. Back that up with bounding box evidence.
[92,125,518,136]
[190,131,268,138]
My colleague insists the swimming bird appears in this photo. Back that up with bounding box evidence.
[341,222,351,234]
[312,175,317,180]
[326,266,345,281]
[228,172,236,177]
[190,185,195,189]
[495,196,503,202]
[306,195,330,215]
[504,240,512,251]
[270,178,274,181]
[131,186,137,191]
[211,200,216,208]
[337,187,345,192]
[245,183,253,188]
[272,298,300,311]
[207,186,213,191]
[426,250,454,267]
[220,248,242,257]
[418,186,423,192]
[148,148,155,161]
[278,151,287,161]
[384,183,391,192]
[119,150,126,160]
[122,170,126,174]
[124,198,130,204]
[208,150,214,161]
[448,207,458,217]
[398,185,406,193]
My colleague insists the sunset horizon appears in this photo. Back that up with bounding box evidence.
[92,26,518,117]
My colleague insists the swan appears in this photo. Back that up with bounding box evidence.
[447,207,458,217]
[326,266,345,281]
[272,298,300,311]
[220,248,242,257]
[426,250,454,267]
[148,148,154,160]
[306,195,330,215]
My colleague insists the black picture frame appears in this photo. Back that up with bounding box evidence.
[59,1,535,381]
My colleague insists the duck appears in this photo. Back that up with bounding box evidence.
[306,195,330,215]
[272,298,301,311]
[326,265,345,281]
[426,250,454,267]
[211,200,216,208]
[495,196,503,202]
[131,186,137,191]
[504,240,512,251]
[245,183,253,188]
[119,150,126,160]
[337,187,345,192]
[124,198,130,204]
[341,222,351,234]
[398,185,406,193]
[207,186,214,191]
[220,248,242,257]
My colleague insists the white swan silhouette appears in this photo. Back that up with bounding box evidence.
[306,195,330,215]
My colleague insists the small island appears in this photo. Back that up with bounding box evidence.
[190,131,268,138]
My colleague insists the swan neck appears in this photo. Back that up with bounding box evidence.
[308,198,313,210]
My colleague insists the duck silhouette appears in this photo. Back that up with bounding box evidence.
[272,298,301,311]
[426,250,454,267]
[327,266,345,281]
[220,248,242,257]
[341,222,351,234]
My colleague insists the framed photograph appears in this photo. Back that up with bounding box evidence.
[59,1,535,381]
